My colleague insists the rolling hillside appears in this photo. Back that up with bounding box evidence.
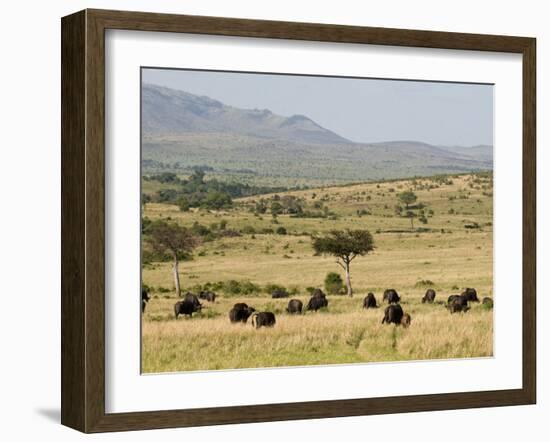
[142,83,493,184]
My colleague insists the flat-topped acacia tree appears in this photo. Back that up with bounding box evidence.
[145,220,200,297]
[397,190,417,209]
[312,229,375,297]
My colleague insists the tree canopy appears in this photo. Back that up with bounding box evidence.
[145,220,200,260]
[397,190,417,208]
[313,229,374,260]
[312,229,374,296]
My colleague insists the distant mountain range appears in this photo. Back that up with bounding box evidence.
[142,83,493,183]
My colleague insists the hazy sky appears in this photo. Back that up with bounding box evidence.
[142,68,493,146]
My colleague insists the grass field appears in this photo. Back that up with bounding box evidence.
[141,173,494,373]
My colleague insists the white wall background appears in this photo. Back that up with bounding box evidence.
[0,0,546,440]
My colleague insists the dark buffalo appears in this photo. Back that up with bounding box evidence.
[311,288,327,298]
[447,294,461,305]
[448,295,470,314]
[251,312,276,328]
[183,292,202,309]
[363,292,378,309]
[271,288,289,299]
[141,289,150,313]
[482,297,494,308]
[422,289,436,304]
[233,302,249,310]
[199,291,216,303]
[307,294,328,311]
[381,304,404,325]
[461,287,480,303]
[229,304,256,323]
[383,289,401,304]
[401,313,412,328]
[174,299,202,319]
[286,299,303,314]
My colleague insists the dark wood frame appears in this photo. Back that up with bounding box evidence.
[61,8,536,433]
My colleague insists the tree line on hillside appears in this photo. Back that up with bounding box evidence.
[142,170,290,210]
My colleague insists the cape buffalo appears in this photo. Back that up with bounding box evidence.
[482,297,494,308]
[199,291,216,303]
[447,294,460,305]
[183,292,202,309]
[401,313,412,328]
[461,287,480,303]
[251,312,276,328]
[363,292,378,309]
[448,295,470,313]
[382,304,404,325]
[307,294,328,311]
[233,302,249,310]
[141,289,150,313]
[383,289,400,304]
[271,288,289,298]
[422,289,436,304]
[286,299,303,314]
[311,288,326,298]
[174,299,202,319]
[229,304,256,323]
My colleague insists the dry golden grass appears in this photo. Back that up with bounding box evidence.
[142,295,493,373]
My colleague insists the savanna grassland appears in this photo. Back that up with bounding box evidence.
[141,173,494,373]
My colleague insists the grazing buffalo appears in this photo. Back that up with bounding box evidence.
[199,291,216,303]
[448,295,470,314]
[461,287,480,303]
[233,302,249,310]
[383,289,401,304]
[401,313,412,328]
[251,312,276,329]
[229,303,256,323]
[307,294,328,312]
[174,299,202,319]
[311,288,327,298]
[286,299,303,314]
[363,292,378,309]
[271,288,289,298]
[447,294,460,305]
[141,289,150,313]
[482,297,494,308]
[183,292,202,308]
[381,304,404,325]
[422,289,436,304]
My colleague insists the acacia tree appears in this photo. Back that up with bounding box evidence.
[145,220,200,297]
[312,229,375,297]
[397,190,417,209]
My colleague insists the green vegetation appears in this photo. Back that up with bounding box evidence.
[324,272,344,295]
[144,170,291,210]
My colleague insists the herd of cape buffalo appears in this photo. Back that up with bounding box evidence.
[141,286,493,329]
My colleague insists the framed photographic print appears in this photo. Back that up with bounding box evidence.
[61,9,536,433]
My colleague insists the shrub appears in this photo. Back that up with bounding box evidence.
[276,226,287,235]
[324,272,344,295]
[265,283,287,295]
[415,279,435,287]
[241,225,256,234]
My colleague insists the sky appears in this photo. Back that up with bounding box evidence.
[142,68,493,146]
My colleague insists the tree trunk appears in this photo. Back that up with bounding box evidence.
[345,261,353,297]
[173,256,181,297]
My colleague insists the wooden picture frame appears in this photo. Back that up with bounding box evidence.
[61,8,536,433]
